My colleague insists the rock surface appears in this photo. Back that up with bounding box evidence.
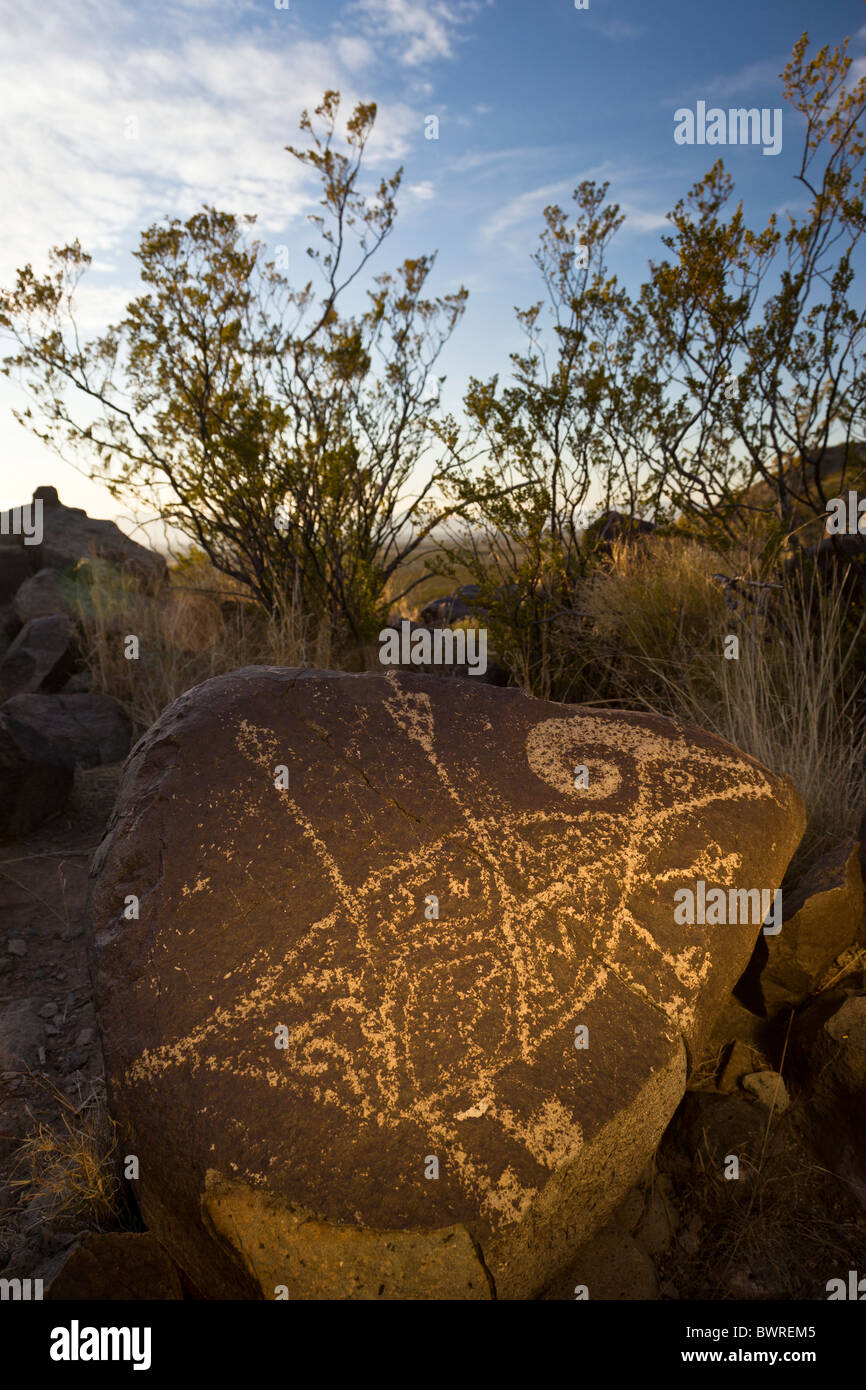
[792,989,866,1206]
[761,840,863,1012]
[0,486,166,591]
[0,693,130,835]
[89,668,804,1299]
[0,615,76,700]
[46,1232,184,1300]
[13,568,74,624]
[1,692,131,769]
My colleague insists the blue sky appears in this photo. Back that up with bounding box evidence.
[0,0,863,544]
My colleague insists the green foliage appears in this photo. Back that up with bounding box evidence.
[0,92,469,656]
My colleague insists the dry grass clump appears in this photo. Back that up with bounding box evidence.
[72,554,333,738]
[3,1078,122,1235]
[667,1111,866,1300]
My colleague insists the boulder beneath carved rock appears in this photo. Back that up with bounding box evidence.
[0,615,76,700]
[89,668,804,1299]
[47,1232,183,1300]
[761,840,863,1013]
[0,692,130,836]
[540,1220,659,1300]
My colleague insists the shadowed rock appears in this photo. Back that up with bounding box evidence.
[760,840,863,1012]
[0,692,131,836]
[47,1232,183,1301]
[89,669,804,1299]
[0,615,76,700]
[0,486,166,592]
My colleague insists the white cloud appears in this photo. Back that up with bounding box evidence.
[0,0,423,509]
[0,5,418,286]
[478,179,574,245]
[408,180,436,200]
[348,0,489,67]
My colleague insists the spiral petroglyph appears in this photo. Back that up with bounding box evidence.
[91,668,805,1297]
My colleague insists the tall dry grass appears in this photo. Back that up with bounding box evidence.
[581,536,866,873]
[72,556,333,739]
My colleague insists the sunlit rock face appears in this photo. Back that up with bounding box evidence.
[89,668,804,1299]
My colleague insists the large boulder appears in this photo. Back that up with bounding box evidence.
[0,692,131,836]
[89,669,804,1299]
[0,486,166,592]
[0,615,76,700]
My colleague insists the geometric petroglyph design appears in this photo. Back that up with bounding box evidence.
[111,672,795,1229]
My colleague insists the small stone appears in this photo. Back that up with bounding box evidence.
[38,1003,58,1019]
[718,1040,754,1093]
[741,1070,789,1112]
[59,924,82,942]
[62,1048,89,1073]
[7,939,27,957]
[44,1023,59,1037]
[74,1028,94,1048]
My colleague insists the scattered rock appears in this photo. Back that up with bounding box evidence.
[706,994,767,1052]
[0,615,76,700]
[0,692,131,770]
[0,691,129,836]
[63,670,93,694]
[90,666,804,1299]
[792,991,866,1207]
[633,1188,677,1258]
[7,939,27,957]
[0,999,45,1069]
[420,585,485,626]
[587,510,655,554]
[717,1040,755,1093]
[761,840,863,1012]
[38,1002,58,1019]
[47,1232,184,1300]
[614,1186,645,1234]
[741,1070,789,1112]
[0,547,34,605]
[13,568,74,624]
[0,487,166,592]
